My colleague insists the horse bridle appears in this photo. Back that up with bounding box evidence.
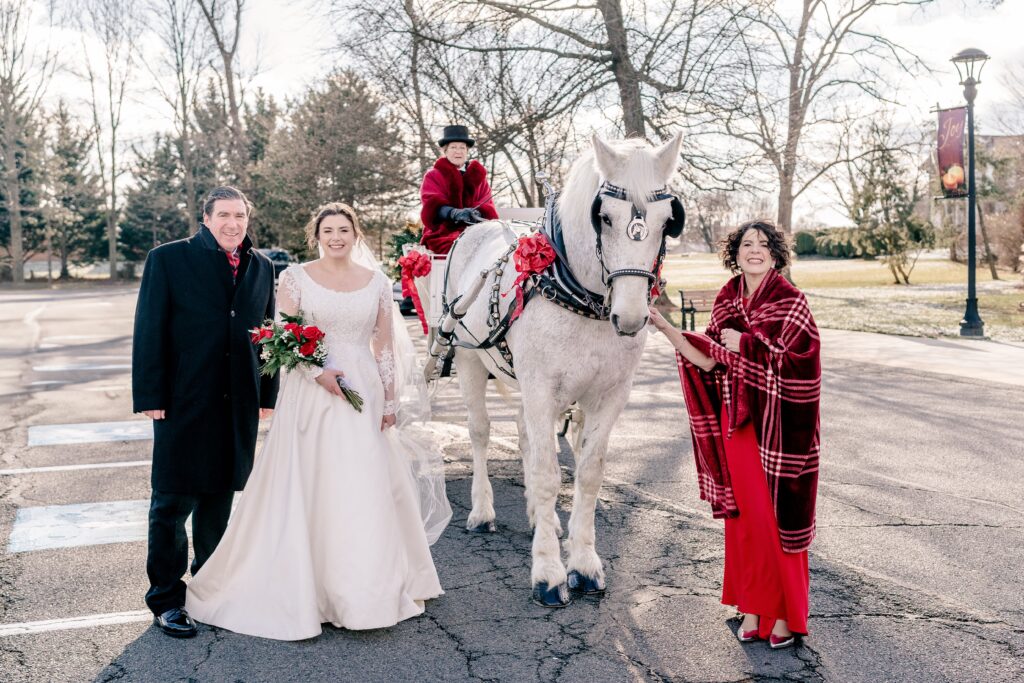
[589,181,686,289]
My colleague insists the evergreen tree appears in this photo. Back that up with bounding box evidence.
[119,135,189,265]
[0,112,46,280]
[256,70,412,255]
[846,122,935,284]
[46,102,105,278]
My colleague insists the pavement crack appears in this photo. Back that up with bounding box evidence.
[177,626,225,682]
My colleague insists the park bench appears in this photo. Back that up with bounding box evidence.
[678,289,718,331]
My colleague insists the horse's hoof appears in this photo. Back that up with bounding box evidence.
[567,570,606,596]
[467,520,497,534]
[531,582,571,608]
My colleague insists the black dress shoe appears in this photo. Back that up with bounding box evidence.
[154,608,198,638]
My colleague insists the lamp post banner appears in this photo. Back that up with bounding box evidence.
[937,107,968,198]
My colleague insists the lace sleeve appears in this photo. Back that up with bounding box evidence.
[277,267,323,382]
[372,274,397,416]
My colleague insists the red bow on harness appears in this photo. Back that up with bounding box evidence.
[505,233,557,323]
[398,250,433,335]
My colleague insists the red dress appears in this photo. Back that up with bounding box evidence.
[720,404,809,636]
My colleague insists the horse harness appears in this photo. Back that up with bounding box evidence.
[432,183,686,380]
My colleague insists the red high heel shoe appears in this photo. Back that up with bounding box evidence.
[769,633,796,649]
[735,615,760,643]
[737,627,760,643]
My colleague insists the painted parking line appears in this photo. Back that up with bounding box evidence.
[27,421,153,447]
[0,610,152,637]
[0,461,150,476]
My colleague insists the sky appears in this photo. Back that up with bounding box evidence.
[873,0,1024,130]
[26,0,1024,225]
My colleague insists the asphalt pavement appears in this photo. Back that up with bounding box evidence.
[0,284,1021,683]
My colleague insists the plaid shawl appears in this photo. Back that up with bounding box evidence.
[676,268,821,552]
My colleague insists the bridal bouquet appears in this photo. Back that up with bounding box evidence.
[250,312,363,412]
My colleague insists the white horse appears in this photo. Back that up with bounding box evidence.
[424,134,685,606]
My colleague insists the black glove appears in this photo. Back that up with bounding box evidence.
[467,209,485,223]
[450,208,475,223]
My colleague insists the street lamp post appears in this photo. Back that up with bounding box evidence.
[951,47,989,337]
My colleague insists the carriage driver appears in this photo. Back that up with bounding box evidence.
[419,125,499,255]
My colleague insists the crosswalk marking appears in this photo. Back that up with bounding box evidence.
[8,500,152,553]
[28,420,153,447]
[0,610,152,637]
[0,461,150,476]
[32,363,132,372]
[7,498,242,553]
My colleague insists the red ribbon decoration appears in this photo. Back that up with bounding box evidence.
[649,255,664,299]
[398,250,433,335]
[506,233,557,323]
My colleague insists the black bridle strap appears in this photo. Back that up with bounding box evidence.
[593,181,670,288]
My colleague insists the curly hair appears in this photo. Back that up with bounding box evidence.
[304,202,362,250]
[718,219,791,273]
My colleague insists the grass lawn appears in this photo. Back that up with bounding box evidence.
[662,252,1024,342]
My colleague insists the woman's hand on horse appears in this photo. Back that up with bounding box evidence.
[720,328,743,353]
[647,306,672,333]
[315,368,346,397]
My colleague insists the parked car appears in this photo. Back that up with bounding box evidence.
[256,248,293,279]
[393,281,417,317]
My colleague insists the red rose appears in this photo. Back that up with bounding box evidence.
[262,328,274,339]
[283,322,302,339]
[250,328,263,344]
[299,339,317,356]
[302,325,325,342]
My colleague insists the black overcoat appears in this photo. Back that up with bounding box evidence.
[132,226,279,493]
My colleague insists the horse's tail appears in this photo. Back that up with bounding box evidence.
[492,377,515,405]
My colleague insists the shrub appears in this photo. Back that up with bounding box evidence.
[794,231,817,255]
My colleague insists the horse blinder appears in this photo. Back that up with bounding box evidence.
[665,196,686,238]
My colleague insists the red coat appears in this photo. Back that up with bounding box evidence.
[419,158,498,254]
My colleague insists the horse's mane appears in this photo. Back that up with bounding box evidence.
[558,138,667,232]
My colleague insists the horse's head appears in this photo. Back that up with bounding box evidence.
[589,133,685,336]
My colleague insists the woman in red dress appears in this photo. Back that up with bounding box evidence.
[419,125,499,255]
[648,220,821,649]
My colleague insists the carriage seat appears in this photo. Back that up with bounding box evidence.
[496,207,544,222]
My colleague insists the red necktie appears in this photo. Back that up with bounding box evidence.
[225,250,240,283]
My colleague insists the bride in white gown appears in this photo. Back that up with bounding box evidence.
[186,202,450,641]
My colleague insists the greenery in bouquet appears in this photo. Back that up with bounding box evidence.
[250,312,328,377]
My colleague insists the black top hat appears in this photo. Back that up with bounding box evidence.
[438,125,475,148]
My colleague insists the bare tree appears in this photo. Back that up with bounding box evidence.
[719,0,933,233]
[413,0,744,139]
[73,0,141,281]
[338,0,595,209]
[195,0,249,189]
[337,0,443,177]
[0,0,56,284]
[144,0,208,230]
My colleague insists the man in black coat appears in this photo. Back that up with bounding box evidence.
[132,186,279,638]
